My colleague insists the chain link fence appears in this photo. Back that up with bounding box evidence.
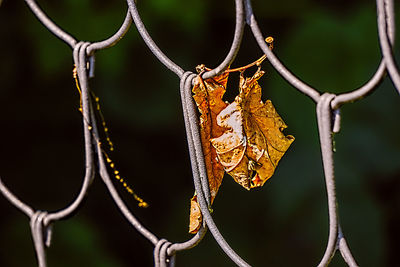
[0,0,399,266]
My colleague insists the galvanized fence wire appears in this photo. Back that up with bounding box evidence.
[0,0,399,266]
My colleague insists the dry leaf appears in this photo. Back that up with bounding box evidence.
[211,69,294,190]
[189,70,229,234]
[189,195,202,233]
[188,66,294,233]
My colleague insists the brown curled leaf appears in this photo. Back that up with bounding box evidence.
[189,195,202,234]
[189,69,229,234]
[211,68,294,190]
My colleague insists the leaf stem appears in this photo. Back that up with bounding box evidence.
[202,37,274,74]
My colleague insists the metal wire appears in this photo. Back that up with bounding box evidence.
[315,94,358,267]
[332,0,396,108]
[0,0,399,266]
[0,177,34,218]
[181,72,251,267]
[245,0,399,265]
[126,0,184,77]
[44,42,95,225]
[93,113,159,246]
[377,0,400,94]
[86,9,133,55]
[126,0,245,79]
[201,0,245,80]
[30,211,48,267]
[0,41,96,267]
[24,0,77,48]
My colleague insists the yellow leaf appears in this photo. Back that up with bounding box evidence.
[211,69,294,190]
[189,70,229,234]
[189,195,202,234]
[188,66,294,233]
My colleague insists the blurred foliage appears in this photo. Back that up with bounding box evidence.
[0,0,399,266]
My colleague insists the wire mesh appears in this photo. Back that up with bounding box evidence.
[0,0,399,266]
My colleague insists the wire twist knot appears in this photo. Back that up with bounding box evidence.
[73,42,94,77]
[154,239,174,267]
[317,93,342,134]
[30,211,53,267]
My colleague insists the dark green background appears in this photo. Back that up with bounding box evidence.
[0,0,399,266]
